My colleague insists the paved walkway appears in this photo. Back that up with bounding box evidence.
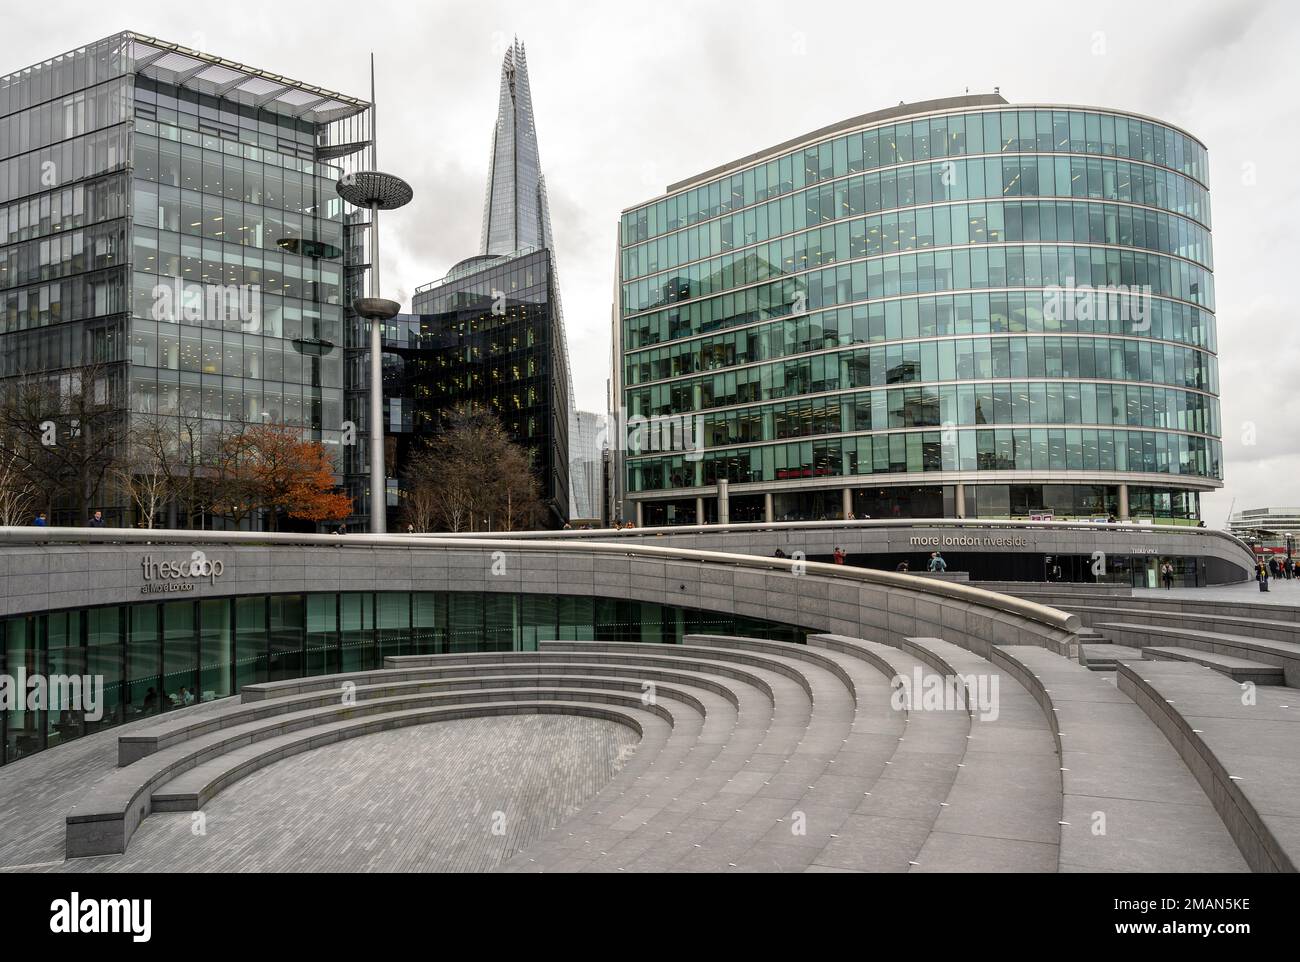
[0,699,232,870]
[1139,580,1300,606]
[6,715,637,873]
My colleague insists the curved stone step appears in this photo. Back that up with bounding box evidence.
[892,637,1061,872]
[522,640,824,872]
[1080,643,1145,670]
[1096,623,1300,687]
[992,645,1248,872]
[147,701,666,826]
[685,635,907,872]
[493,646,805,868]
[1024,592,1300,625]
[189,678,724,808]
[119,660,754,765]
[1063,605,1300,644]
[1142,647,1285,685]
[805,634,970,872]
[1115,660,1300,872]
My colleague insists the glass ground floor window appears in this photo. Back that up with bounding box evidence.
[773,490,844,522]
[970,484,1118,519]
[728,495,767,523]
[640,498,700,527]
[0,591,808,767]
[853,486,950,520]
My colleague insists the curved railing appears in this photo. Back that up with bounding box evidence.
[425,517,1259,573]
[421,516,1250,543]
[0,526,1080,635]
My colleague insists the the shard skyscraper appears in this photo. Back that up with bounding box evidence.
[481,39,553,257]
[397,38,574,527]
[478,38,576,521]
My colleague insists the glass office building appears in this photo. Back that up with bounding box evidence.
[614,95,1221,526]
[1227,507,1300,560]
[382,247,571,527]
[570,409,606,522]
[0,33,371,525]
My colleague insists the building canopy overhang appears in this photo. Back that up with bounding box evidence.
[125,32,368,126]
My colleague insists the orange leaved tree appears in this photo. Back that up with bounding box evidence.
[212,421,352,531]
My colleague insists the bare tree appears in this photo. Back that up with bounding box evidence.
[0,448,37,525]
[402,405,546,533]
[171,400,209,529]
[0,361,128,523]
[112,417,175,528]
[398,452,441,532]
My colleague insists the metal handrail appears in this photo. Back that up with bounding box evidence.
[0,526,1080,634]
[383,516,1258,559]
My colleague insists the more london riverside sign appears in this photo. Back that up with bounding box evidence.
[139,550,225,595]
[908,531,1159,554]
[909,535,1029,548]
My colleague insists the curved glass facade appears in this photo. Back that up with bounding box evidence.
[0,589,807,766]
[616,99,1219,524]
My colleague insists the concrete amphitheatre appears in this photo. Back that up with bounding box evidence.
[0,520,1295,874]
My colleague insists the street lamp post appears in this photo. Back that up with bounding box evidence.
[336,58,413,534]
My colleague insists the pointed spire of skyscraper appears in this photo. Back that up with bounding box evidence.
[480,37,551,256]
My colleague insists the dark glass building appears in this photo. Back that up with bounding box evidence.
[382,247,570,527]
[614,94,1221,527]
[0,32,373,525]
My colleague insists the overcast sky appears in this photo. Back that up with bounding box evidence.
[5,0,1295,526]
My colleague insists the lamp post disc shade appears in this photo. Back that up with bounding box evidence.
[353,297,402,319]
[336,171,414,210]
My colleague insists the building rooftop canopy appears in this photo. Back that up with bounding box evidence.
[126,31,368,125]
